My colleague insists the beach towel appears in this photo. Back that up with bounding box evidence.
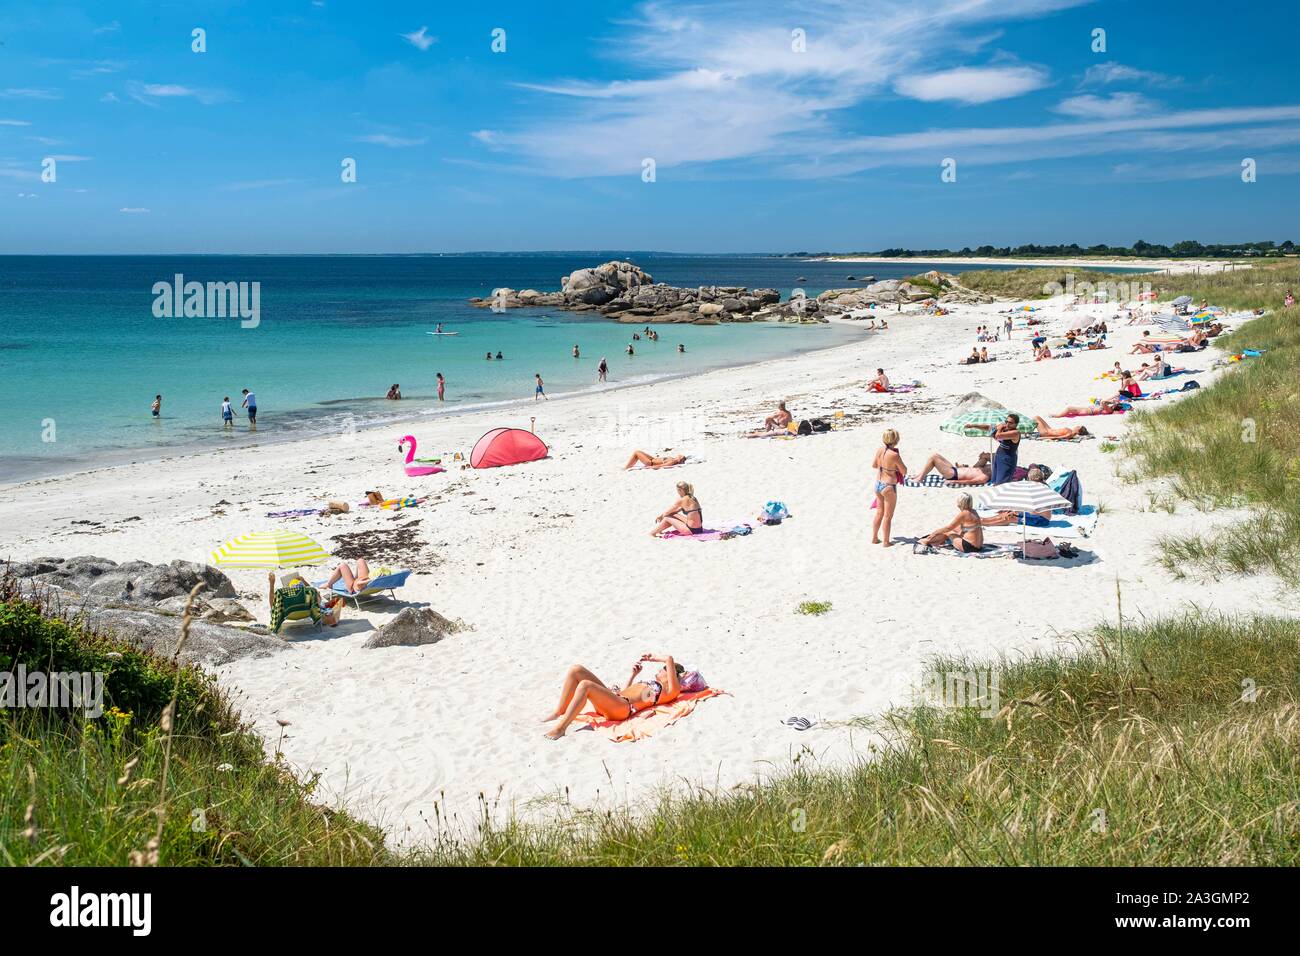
[902,474,954,488]
[266,508,321,518]
[661,523,753,541]
[572,689,726,742]
[911,541,1018,559]
[269,582,323,633]
[976,505,1099,538]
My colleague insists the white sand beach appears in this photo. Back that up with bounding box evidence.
[2,295,1292,844]
[817,256,1244,275]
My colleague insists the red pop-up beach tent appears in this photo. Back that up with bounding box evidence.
[470,427,549,469]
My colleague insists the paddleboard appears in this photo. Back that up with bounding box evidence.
[426,331,460,336]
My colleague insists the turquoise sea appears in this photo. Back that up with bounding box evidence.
[0,254,1040,482]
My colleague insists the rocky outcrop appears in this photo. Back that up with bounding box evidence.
[363,606,466,649]
[6,556,282,665]
[759,271,995,321]
[470,261,798,324]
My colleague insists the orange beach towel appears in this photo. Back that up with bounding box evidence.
[573,689,726,742]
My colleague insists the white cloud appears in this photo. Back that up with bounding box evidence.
[1082,63,1179,87]
[895,65,1050,104]
[355,133,427,147]
[472,0,1090,177]
[27,135,62,145]
[16,192,38,198]
[126,82,228,106]
[1054,92,1156,119]
[0,88,61,100]
[0,119,32,126]
[94,21,121,35]
[101,92,120,103]
[400,26,437,51]
[46,154,92,162]
[119,207,150,214]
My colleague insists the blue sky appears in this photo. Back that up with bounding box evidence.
[2,0,1297,253]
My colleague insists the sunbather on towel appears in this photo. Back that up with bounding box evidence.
[920,493,984,552]
[867,368,890,392]
[267,571,344,633]
[1052,399,1128,417]
[624,450,688,470]
[651,481,704,537]
[1032,416,1090,440]
[323,559,371,594]
[763,401,792,431]
[909,451,991,485]
[543,655,684,739]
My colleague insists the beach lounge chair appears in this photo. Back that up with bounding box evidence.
[317,569,412,608]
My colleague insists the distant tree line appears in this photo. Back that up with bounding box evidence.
[783,240,1296,259]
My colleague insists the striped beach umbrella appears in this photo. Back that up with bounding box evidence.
[211,529,330,568]
[940,409,1034,437]
[977,481,1071,549]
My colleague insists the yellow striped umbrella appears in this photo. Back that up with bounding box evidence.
[211,529,330,568]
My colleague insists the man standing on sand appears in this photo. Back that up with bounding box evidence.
[241,388,257,429]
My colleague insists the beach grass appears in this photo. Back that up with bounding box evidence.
[7,576,1298,865]
[0,580,391,866]
[412,613,1300,866]
[1122,260,1300,582]
[957,267,1149,300]
[795,600,833,616]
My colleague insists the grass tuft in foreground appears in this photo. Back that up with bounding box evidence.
[409,614,1300,866]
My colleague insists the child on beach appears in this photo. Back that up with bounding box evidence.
[534,373,547,400]
[221,396,233,428]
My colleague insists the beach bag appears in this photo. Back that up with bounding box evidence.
[1023,537,1059,560]
[797,419,813,435]
[1182,380,1200,391]
[809,418,832,433]
[760,501,789,524]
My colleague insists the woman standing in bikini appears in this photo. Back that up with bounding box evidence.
[871,428,906,547]
[543,655,683,739]
[650,481,703,536]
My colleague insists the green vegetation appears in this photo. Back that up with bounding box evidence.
[795,600,833,616]
[1123,259,1300,582]
[788,240,1294,260]
[1,579,390,866]
[958,267,1150,300]
[417,615,1300,865]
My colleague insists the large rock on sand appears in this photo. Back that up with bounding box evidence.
[364,607,465,649]
[12,555,237,605]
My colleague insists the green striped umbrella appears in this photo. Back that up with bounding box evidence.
[940,409,1034,437]
[211,529,331,568]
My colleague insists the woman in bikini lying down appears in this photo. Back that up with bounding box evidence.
[651,481,703,536]
[624,449,688,469]
[920,493,984,552]
[1051,398,1128,417]
[909,451,992,485]
[543,655,684,739]
[1032,416,1091,440]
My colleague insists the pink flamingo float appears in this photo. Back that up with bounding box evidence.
[397,435,445,476]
